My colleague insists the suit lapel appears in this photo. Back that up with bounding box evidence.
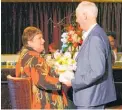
[75,24,99,61]
[75,35,90,61]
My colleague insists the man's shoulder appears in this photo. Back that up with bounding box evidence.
[90,25,106,39]
[92,24,105,34]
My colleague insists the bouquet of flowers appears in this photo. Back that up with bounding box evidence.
[55,52,76,72]
[46,24,83,82]
[46,51,76,82]
[54,52,76,82]
[61,24,83,58]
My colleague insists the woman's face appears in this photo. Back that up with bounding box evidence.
[108,36,115,49]
[28,34,45,53]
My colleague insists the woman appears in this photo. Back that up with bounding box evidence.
[16,26,68,109]
[107,32,118,64]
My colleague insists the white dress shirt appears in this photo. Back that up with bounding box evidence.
[82,23,97,41]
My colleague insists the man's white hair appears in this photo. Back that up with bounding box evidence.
[76,1,98,18]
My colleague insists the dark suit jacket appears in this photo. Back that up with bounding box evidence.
[71,24,116,106]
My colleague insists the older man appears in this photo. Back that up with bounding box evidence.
[62,1,116,109]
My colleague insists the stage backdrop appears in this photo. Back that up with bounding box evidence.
[1,2,122,54]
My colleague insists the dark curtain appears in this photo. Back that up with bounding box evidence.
[1,2,122,54]
[97,3,122,52]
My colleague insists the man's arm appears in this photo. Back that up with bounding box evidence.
[71,36,106,91]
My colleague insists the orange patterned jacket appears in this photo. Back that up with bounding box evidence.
[16,46,68,109]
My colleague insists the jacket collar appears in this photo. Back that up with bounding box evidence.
[75,24,99,61]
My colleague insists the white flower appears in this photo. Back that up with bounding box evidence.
[64,52,72,58]
[61,38,67,44]
[72,63,77,70]
[61,32,68,38]
[73,52,79,60]
[72,34,78,42]
[58,65,68,72]
[54,51,61,59]
[69,30,75,35]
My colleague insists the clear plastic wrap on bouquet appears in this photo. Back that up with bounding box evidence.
[59,70,74,82]
[45,51,77,83]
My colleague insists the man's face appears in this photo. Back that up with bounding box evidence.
[76,9,85,30]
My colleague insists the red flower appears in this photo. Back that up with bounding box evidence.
[73,43,79,47]
[75,25,82,36]
[79,40,83,45]
[68,36,73,42]
[66,24,74,31]
[61,24,83,54]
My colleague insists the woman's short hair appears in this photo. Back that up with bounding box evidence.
[76,1,98,18]
[22,26,42,46]
[107,32,116,39]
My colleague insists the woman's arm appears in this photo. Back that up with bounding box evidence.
[31,57,62,91]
